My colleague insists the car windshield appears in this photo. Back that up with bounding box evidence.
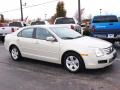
[55,18,75,24]
[93,16,118,23]
[50,27,82,39]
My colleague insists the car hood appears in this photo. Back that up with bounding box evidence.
[63,36,112,49]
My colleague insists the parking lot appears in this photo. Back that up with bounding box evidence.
[0,41,120,90]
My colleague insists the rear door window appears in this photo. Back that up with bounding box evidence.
[18,28,34,38]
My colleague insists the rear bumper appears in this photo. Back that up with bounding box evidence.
[100,38,120,41]
[91,33,120,41]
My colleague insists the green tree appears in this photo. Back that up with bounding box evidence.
[49,1,67,24]
[56,1,66,17]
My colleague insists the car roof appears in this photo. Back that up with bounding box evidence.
[93,15,117,17]
[22,25,68,29]
[56,17,74,19]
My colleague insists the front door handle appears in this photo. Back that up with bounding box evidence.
[17,39,20,41]
[35,41,39,44]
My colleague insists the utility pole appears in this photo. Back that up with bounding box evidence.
[45,13,47,20]
[100,9,102,15]
[20,0,23,21]
[78,0,81,25]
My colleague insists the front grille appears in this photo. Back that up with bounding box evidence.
[98,60,107,64]
[104,46,114,54]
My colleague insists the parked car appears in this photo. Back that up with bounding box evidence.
[31,20,49,25]
[0,21,27,42]
[89,15,120,43]
[9,21,27,27]
[4,25,117,73]
[54,17,81,33]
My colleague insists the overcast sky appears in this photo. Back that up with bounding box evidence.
[0,0,120,20]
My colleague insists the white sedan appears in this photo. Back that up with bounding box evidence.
[4,25,117,73]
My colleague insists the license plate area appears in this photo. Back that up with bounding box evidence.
[108,34,114,38]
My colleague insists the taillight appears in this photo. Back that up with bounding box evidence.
[11,28,15,32]
[91,26,95,32]
[0,23,4,27]
[71,25,74,30]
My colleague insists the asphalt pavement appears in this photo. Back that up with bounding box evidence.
[0,41,120,90]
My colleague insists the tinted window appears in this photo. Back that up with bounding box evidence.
[9,22,22,27]
[55,18,75,24]
[36,28,52,40]
[93,16,118,23]
[31,21,45,25]
[21,28,34,38]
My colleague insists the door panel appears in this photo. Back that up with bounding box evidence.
[17,37,36,57]
[34,39,60,62]
[16,28,36,58]
[33,28,60,63]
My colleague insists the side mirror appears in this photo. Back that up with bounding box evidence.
[46,37,56,42]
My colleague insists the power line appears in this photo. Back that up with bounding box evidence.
[20,0,23,21]
[24,0,59,9]
[0,0,59,13]
[0,8,20,13]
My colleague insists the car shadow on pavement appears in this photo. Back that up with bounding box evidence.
[10,57,116,76]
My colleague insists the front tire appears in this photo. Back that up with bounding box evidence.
[10,46,22,61]
[63,52,85,73]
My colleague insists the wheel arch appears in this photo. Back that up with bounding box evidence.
[61,50,84,65]
[9,44,20,52]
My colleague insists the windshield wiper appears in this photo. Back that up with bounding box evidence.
[62,36,82,39]
[73,36,82,39]
[62,37,74,39]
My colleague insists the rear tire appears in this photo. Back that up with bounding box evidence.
[63,52,85,73]
[10,46,22,61]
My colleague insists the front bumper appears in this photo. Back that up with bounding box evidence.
[83,50,117,69]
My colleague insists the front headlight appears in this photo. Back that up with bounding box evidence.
[93,48,104,57]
